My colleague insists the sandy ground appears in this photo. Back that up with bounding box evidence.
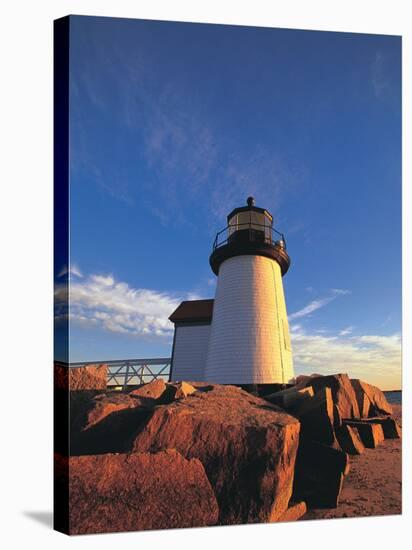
[302,404,402,521]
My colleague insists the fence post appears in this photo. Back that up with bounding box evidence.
[123,362,130,391]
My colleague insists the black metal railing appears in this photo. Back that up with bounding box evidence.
[213,222,287,252]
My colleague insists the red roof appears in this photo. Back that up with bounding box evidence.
[169,299,214,324]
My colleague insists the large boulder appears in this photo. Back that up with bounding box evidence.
[74,392,154,432]
[171,381,198,400]
[294,374,323,386]
[350,379,393,416]
[304,374,360,420]
[291,387,337,447]
[336,424,365,455]
[62,449,219,534]
[265,386,314,410]
[363,417,401,439]
[129,378,167,400]
[70,405,153,456]
[343,420,385,448]
[278,501,307,522]
[293,439,349,508]
[54,363,107,391]
[132,384,300,525]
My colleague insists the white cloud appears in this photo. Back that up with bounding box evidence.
[339,326,354,336]
[331,288,351,296]
[54,270,197,341]
[289,297,335,320]
[291,325,401,389]
[289,289,351,320]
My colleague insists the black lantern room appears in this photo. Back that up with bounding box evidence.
[210,196,291,276]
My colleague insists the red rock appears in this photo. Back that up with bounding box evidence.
[295,374,323,386]
[172,381,198,399]
[293,439,349,508]
[336,424,365,455]
[129,378,167,400]
[343,420,385,448]
[363,417,401,439]
[283,386,314,408]
[266,386,314,409]
[60,450,219,534]
[350,381,371,417]
[79,392,153,431]
[291,387,337,447]
[132,384,300,525]
[70,404,153,456]
[350,379,393,416]
[55,363,107,390]
[278,501,307,522]
[305,374,360,421]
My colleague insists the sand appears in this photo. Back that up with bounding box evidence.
[302,404,402,521]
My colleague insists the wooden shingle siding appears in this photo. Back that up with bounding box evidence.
[205,255,294,384]
[171,324,211,382]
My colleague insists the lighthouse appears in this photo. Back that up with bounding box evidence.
[169,197,294,386]
[204,197,294,385]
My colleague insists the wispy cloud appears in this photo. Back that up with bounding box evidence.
[54,270,199,341]
[289,288,351,320]
[71,33,304,228]
[339,326,354,336]
[291,325,401,389]
[370,50,399,105]
[371,52,390,100]
[330,288,351,296]
[289,298,335,320]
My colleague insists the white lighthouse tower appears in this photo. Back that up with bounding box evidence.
[204,197,294,385]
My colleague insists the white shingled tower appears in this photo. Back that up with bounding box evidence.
[204,197,294,385]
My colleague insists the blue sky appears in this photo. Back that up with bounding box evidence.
[58,16,401,388]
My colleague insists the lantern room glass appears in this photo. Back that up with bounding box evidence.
[228,210,272,243]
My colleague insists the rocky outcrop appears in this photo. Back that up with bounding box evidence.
[266,386,314,410]
[344,420,385,449]
[295,374,323,386]
[131,385,300,525]
[293,440,349,508]
[350,379,393,417]
[303,374,360,420]
[363,417,401,439]
[64,449,219,534]
[54,375,400,533]
[172,381,198,399]
[264,374,401,513]
[336,424,365,455]
[74,392,153,432]
[55,363,107,391]
[278,501,307,522]
[291,387,337,447]
[129,378,167,400]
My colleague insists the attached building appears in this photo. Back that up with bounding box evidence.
[169,299,213,382]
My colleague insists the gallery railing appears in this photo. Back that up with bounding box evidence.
[213,221,287,251]
[68,358,172,389]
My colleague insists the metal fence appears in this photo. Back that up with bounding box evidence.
[69,358,172,389]
[213,221,287,251]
